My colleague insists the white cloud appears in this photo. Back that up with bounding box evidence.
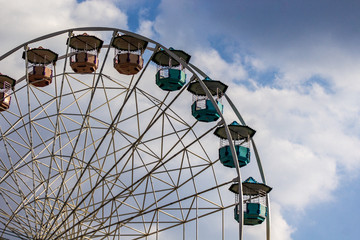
[243,203,295,240]
[0,0,128,53]
[225,84,358,207]
[136,19,155,39]
[192,49,247,81]
[73,0,128,28]
[269,203,296,240]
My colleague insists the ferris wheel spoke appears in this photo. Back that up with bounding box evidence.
[44,114,96,224]
[44,33,118,231]
[1,96,59,146]
[2,183,35,238]
[9,86,31,143]
[0,129,35,238]
[44,92,140,237]
[77,179,232,239]
[153,115,201,223]
[60,75,93,117]
[75,131,118,231]
[23,57,41,233]
[92,74,117,121]
[17,82,63,230]
[44,50,165,238]
[144,157,216,215]
[62,121,217,238]
[0,227,27,240]
[133,134,220,228]
[42,66,94,227]
[184,128,225,208]
[0,131,32,173]
[106,122,197,207]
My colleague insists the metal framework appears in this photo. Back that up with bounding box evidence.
[0,27,270,240]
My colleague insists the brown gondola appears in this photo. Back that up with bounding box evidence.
[68,33,103,74]
[0,74,16,111]
[112,34,148,75]
[23,47,58,87]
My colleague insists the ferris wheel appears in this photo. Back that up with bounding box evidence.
[0,27,272,240]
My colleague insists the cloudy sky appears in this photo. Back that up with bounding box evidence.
[1,0,359,239]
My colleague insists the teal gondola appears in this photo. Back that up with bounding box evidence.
[152,48,191,91]
[214,121,255,168]
[187,77,227,122]
[230,177,272,226]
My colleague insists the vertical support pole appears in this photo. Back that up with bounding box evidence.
[222,209,225,240]
[266,195,271,240]
[39,30,73,240]
[24,44,38,236]
[183,221,185,240]
[196,195,198,240]
[237,175,243,240]
[156,209,159,240]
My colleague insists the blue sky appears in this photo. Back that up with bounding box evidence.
[1,0,359,239]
